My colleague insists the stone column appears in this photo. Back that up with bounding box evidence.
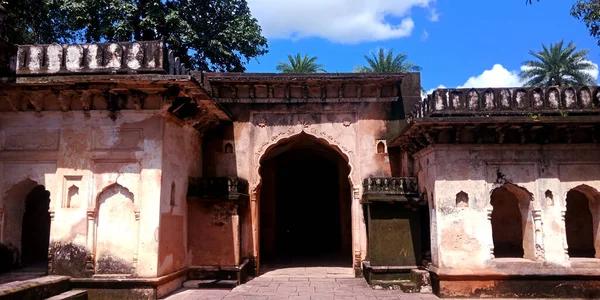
[486,207,495,259]
[86,210,96,273]
[250,190,259,273]
[560,210,570,261]
[533,209,545,261]
[48,211,55,272]
[132,211,140,275]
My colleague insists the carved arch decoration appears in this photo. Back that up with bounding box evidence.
[88,182,140,275]
[250,124,359,192]
[248,114,366,272]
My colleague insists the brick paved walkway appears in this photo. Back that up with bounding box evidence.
[161,266,581,300]
[162,266,438,300]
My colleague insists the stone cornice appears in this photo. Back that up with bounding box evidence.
[199,72,406,103]
[0,75,230,134]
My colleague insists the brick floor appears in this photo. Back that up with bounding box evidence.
[160,266,581,300]
[162,266,435,300]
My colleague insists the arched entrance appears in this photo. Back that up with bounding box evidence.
[1,179,51,272]
[21,185,51,267]
[258,132,352,267]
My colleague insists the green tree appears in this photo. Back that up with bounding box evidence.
[355,48,421,73]
[570,1,600,47]
[520,40,596,86]
[0,0,268,72]
[275,53,326,73]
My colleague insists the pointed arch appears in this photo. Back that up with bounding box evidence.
[489,183,535,260]
[94,182,137,274]
[564,184,600,259]
[252,131,360,271]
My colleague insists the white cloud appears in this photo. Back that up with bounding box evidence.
[457,64,522,88]
[421,30,429,41]
[426,61,600,95]
[583,60,599,81]
[428,8,440,22]
[247,0,435,43]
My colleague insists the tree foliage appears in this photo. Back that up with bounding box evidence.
[354,49,421,73]
[570,0,600,48]
[0,0,268,72]
[520,40,595,86]
[275,53,326,73]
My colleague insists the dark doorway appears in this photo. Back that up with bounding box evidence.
[20,185,51,267]
[259,133,352,266]
[565,189,595,258]
[490,187,524,258]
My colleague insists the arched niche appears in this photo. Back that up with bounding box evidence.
[564,185,600,259]
[94,183,138,274]
[489,184,535,260]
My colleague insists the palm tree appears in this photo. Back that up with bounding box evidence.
[355,48,422,73]
[275,53,326,73]
[520,40,596,86]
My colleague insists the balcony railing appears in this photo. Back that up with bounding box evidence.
[409,86,600,121]
[362,177,420,203]
[188,177,249,201]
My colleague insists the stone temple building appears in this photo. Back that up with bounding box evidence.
[1,40,600,299]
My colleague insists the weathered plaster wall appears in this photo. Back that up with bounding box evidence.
[416,144,600,272]
[216,100,404,268]
[0,109,164,277]
[157,119,202,277]
[187,201,239,266]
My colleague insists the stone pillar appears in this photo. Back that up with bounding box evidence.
[132,211,140,275]
[533,209,545,261]
[561,210,570,261]
[48,211,55,273]
[486,207,495,259]
[86,211,96,273]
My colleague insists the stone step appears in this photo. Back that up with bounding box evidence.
[45,290,88,300]
[183,279,238,289]
[0,275,71,300]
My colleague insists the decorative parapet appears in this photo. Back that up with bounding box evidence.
[362,177,421,203]
[408,86,600,121]
[188,177,249,201]
[15,40,190,76]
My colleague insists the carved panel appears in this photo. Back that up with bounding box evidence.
[1,129,60,151]
[92,128,143,151]
[249,111,359,189]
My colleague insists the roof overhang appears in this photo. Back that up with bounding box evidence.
[197,72,407,103]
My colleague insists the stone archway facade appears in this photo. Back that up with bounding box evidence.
[244,110,367,272]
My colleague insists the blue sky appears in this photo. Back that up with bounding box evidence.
[244,0,600,92]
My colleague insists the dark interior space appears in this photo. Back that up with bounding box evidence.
[260,133,352,266]
[490,187,525,258]
[20,185,51,267]
[565,189,596,258]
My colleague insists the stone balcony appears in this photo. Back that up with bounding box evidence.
[187,177,249,201]
[409,86,600,121]
[15,40,189,76]
[392,86,600,153]
[361,177,421,203]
